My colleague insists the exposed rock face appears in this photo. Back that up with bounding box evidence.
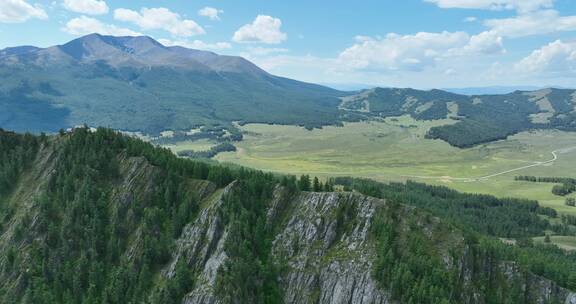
[170,188,393,304]
[566,293,576,304]
[167,187,576,304]
[271,192,390,304]
[175,184,235,304]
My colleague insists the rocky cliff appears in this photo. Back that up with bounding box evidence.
[170,185,576,304]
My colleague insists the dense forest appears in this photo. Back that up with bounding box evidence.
[332,177,576,296]
[425,92,538,147]
[0,128,286,303]
[0,128,575,303]
[331,177,561,238]
[177,142,237,159]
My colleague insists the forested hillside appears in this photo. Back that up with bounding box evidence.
[0,128,575,303]
[343,87,576,147]
[0,34,344,134]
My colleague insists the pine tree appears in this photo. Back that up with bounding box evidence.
[298,175,311,191]
[313,177,321,192]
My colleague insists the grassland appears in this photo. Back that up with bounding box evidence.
[206,115,576,216]
[534,236,576,251]
[164,139,217,154]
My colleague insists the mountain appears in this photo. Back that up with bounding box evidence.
[0,34,344,134]
[0,128,575,303]
[2,34,576,148]
[342,87,576,147]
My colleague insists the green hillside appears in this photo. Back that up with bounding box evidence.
[343,87,576,147]
[0,34,344,134]
[0,128,575,303]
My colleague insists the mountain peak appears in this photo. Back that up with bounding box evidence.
[57,33,167,62]
[0,34,270,75]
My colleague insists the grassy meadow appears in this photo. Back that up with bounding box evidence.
[167,115,576,217]
[164,139,218,154]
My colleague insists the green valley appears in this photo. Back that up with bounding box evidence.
[201,116,576,216]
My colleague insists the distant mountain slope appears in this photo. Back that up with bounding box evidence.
[0,34,344,133]
[341,87,576,147]
[2,34,576,148]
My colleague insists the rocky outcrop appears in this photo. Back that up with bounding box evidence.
[271,192,391,304]
[171,183,236,304]
[166,187,576,304]
[170,189,394,304]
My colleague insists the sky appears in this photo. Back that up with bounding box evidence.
[1,0,576,89]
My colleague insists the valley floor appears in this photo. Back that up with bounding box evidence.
[201,116,576,217]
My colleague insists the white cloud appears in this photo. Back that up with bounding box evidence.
[63,0,108,15]
[516,40,576,74]
[232,15,287,44]
[464,16,477,22]
[430,0,576,39]
[337,30,505,72]
[484,10,576,38]
[63,15,141,36]
[425,0,553,13]
[461,31,505,54]
[158,38,231,51]
[339,32,469,71]
[198,7,223,21]
[0,0,47,23]
[114,7,205,37]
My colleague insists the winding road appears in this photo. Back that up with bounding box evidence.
[403,146,576,183]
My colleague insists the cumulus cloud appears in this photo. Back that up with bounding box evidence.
[429,0,576,39]
[425,0,553,13]
[337,31,503,71]
[63,0,108,15]
[233,15,287,44]
[338,32,467,71]
[63,15,141,36]
[484,10,576,38]
[114,7,205,37]
[0,0,47,23]
[158,38,231,51]
[461,31,505,54]
[516,40,576,74]
[198,7,223,21]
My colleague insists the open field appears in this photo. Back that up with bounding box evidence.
[534,236,576,251]
[208,116,576,216]
[164,139,217,154]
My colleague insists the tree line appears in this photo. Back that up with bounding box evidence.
[515,176,576,196]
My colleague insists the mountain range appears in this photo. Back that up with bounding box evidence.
[1,34,575,147]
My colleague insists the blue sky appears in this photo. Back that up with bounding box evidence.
[1,0,576,88]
